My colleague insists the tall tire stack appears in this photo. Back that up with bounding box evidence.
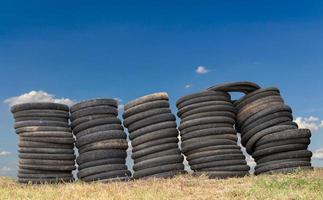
[209,82,313,175]
[10,102,75,184]
[70,99,131,182]
[123,92,185,179]
[176,90,250,179]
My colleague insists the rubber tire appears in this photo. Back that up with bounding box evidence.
[129,121,177,140]
[76,130,126,147]
[76,149,127,165]
[70,99,118,113]
[133,163,184,179]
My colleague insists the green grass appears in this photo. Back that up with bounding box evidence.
[0,168,322,200]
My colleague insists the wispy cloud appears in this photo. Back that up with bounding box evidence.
[185,84,193,88]
[4,91,75,107]
[312,148,323,160]
[195,66,209,74]
[0,151,11,157]
[294,116,323,132]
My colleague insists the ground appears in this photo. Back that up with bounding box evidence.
[0,168,322,200]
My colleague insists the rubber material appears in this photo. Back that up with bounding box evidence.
[70,99,118,113]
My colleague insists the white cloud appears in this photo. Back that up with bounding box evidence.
[4,91,75,107]
[113,98,123,103]
[185,84,193,88]
[195,66,209,74]
[118,104,125,111]
[0,151,11,157]
[312,148,323,160]
[294,116,323,132]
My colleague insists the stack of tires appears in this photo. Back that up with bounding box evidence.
[176,90,250,178]
[233,87,313,174]
[11,102,75,184]
[70,99,130,182]
[123,92,185,179]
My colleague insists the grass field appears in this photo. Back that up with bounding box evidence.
[0,168,322,200]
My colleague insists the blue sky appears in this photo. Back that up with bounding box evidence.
[0,0,323,177]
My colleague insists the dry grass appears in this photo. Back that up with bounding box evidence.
[0,168,323,200]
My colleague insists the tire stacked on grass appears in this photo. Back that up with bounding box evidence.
[123,92,185,179]
[70,99,130,182]
[176,90,250,179]
[209,82,313,175]
[11,102,75,184]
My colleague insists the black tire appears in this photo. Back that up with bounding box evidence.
[187,149,243,161]
[19,164,76,171]
[73,118,121,134]
[71,114,116,128]
[131,128,178,147]
[78,139,128,154]
[181,111,236,122]
[123,108,171,127]
[133,155,184,171]
[18,168,72,174]
[19,159,75,166]
[19,131,73,138]
[252,144,308,160]
[237,102,284,126]
[70,99,118,113]
[179,123,233,135]
[78,164,127,178]
[133,163,184,179]
[256,129,311,146]
[180,105,236,119]
[255,157,311,170]
[11,102,69,113]
[189,154,245,165]
[15,117,67,123]
[71,106,118,120]
[256,150,313,164]
[181,139,237,154]
[76,130,126,147]
[14,120,69,129]
[78,158,125,171]
[129,121,177,140]
[241,117,293,146]
[180,127,236,141]
[16,126,72,134]
[76,124,124,137]
[19,136,75,144]
[176,91,229,107]
[177,96,231,110]
[123,100,170,119]
[234,87,280,109]
[207,81,261,93]
[183,135,238,149]
[257,166,313,175]
[18,173,73,179]
[131,143,179,159]
[177,101,232,117]
[13,110,69,119]
[245,125,297,154]
[237,96,284,119]
[179,116,235,131]
[127,113,176,132]
[200,165,250,172]
[254,138,310,152]
[18,141,74,149]
[132,137,179,153]
[19,153,75,160]
[240,104,292,131]
[241,111,292,134]
[190,159,247,170]
[134,148,182,164]
[124,92,169,111]
[143,170,184,179]
[187,145,241,155]
[81,170,130,182]
[255,160,311,175]
[18,147,74,154]
[76,149,127,164]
